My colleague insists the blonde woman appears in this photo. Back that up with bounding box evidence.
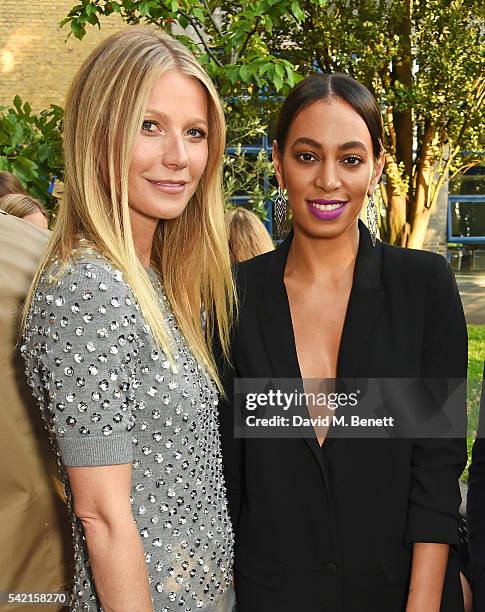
[0,170,27,197]
[225,207,274,263]
[0,193,49,228]
[21,27,236,612]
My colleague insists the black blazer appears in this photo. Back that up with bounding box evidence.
[219,221,468,612]
[467,362,485,610]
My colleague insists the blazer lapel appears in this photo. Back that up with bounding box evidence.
[258,231,300,379]
[257,231,329,489]
[255,222,386,487]
[337,220,386,379]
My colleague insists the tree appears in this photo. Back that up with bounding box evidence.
[62,0,484,246]
[0,97,63,207]
[290,0,485,247]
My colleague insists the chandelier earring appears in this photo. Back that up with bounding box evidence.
[367,193,379,247]
[274,185,288,236]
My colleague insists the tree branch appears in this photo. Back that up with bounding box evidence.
[412,123,435,216]
[236,15,261,61]
[180,12,223,66]
[300,1,340,73]
[449,159,482,182]
[201,0,222,37]
[455,78,485,145]
[429,144,459,209]
[385,105,397,153]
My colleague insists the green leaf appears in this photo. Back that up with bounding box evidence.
[87,12,99,25]
[139,1,150,17]
[275,63,285,78]
[274,74,283,92]
[13,95,22,112]
[258,62,272,76]
[1,115,23,145]
[291,0,304,21]
[70,20,86,39]
[171,0,179,12]
[12,156,37,181]
[239,65,251,83]
[285,63,297,87]
[36,143,49,162]
[192,7,205,21]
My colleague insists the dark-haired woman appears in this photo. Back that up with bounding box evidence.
[219,74,467,611]
[467,362,485,610]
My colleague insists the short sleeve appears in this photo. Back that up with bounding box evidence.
[23,260,141,467]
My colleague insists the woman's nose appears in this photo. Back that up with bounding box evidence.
[315,162,342,192]
[162,133,189,169]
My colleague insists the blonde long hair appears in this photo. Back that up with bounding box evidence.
[0,193,48,220]
[22,27,236,390]
[225,207,274,263]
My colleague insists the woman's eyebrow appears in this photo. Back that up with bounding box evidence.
[291,137,368,152]
[339,140,367,152]
[145,109,208,128]
[291,136,322,149]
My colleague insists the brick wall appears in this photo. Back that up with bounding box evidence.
[0,0,126,112]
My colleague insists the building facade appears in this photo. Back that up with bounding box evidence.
[0,0,126,112]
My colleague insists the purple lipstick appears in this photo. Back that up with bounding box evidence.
[307,199,348,221]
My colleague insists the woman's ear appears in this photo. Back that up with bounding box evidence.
[368,151,385,196]
[272,140,285,190]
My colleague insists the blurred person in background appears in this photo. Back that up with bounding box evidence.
[0,210,72,611]
[225,207,274,263]
[0,193,49,229]
[0,170,28,198]
[467,361,485,611]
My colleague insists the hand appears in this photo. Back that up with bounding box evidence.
[460,572,472,612]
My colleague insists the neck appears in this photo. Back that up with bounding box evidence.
[285,220,360,285]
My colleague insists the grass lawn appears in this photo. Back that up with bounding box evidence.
[464,325,485,481]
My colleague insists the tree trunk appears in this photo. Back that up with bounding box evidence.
[388,192,408,246]
[407,206,431,249]
[408,126,436,249]
[384,153,408,245]
[392,0,413,180]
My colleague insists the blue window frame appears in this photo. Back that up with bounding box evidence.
[448,195,485,244]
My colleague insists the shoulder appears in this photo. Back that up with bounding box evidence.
[235,249,276,293]
[0,214,49,282]
[0,210,49,247]
[380,241,453,287]
[27,251,140,333]
[40,251,134,299]
[237,249,274,276]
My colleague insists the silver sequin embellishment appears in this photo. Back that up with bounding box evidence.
[22,253,234,611]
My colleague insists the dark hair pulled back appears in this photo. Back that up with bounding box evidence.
[275,74,384,159]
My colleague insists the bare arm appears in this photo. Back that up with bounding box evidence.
[405,543,449,612]
[67,464,153,612]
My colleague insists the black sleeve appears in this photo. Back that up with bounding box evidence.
[215,266,244,533]
[467,362,485,604]
[218,349,244,532]
[404,256,468,547]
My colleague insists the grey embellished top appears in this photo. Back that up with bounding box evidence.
[21,250,234,612]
